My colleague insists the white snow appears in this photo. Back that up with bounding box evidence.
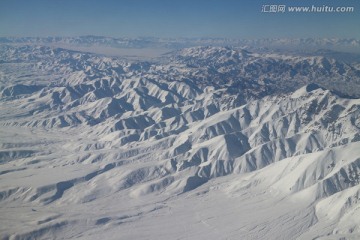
[1,43,360,239]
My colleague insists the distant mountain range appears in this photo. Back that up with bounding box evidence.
[1,36,360,52]
[1,44,359,97]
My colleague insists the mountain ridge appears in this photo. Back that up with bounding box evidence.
[1,43,360,239]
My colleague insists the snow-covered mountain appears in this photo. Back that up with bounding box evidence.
[1,36,360,52]
[1,43,360,239]
[1,44,359,97]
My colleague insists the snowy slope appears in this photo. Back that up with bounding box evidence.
[1,43,360,240]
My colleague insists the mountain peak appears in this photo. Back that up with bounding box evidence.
[305,83,325,92]
[291,83,326,98]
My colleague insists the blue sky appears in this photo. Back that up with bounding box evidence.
[0,0,359,38]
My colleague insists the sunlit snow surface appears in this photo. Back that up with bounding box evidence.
[1,43,360,239]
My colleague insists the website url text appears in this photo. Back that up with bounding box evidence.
[261,5,355,13]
